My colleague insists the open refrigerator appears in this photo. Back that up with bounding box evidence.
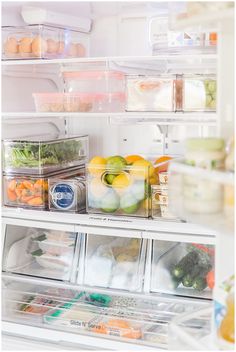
[1,1,234,351]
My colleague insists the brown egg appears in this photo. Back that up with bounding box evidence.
[32,36,47,57]
[77,43,86,57]
[57,41,65,54]
[19,37,32,55]
[4,37,18,54]
[46,39,59,54]
[68,43,77,57]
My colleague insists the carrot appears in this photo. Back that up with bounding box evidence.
[23,180,34,190]
[27,197,43,206]
[35,179,44,186]
[21,195,35,203]
[16,182,26,190]
[206,271,215,289]
[8,179,17,191]
[15,188,23,198]
[7,189,17,201]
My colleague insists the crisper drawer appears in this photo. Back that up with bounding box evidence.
[77,227,146,292]
[2,220,80,282]
[2,277,209,349]
[150,234,215,299]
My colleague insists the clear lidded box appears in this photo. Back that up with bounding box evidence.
[3,166,85,210]
[86,162,154,218]
[182,74,217,112]
[3,134,88,175]
[2,24,87,60]
[63,70,125,94]
[126,75,175,112]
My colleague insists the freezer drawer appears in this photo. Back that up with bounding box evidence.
[80,230,146,292]
[2,277,209,349]
[150,239,215,299]
[2,223,79,281]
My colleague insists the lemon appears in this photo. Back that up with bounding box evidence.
[112,173,131,189]
[88,156,106,176]
[130,159,154,180]
[125,155,144,165]
[89,177,108,198]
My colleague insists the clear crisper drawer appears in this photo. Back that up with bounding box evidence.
[2,225,78,281]
[151,240,215,299]
[3,134,88,175]
[2,277,209,349]
[82,235,146,292]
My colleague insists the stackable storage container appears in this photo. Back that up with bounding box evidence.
[2,24,87,60]
[63,70,125,94]
[126,75,175,112]
[86,162,154,218]
[3,134,88,175]
[3,167,85,210]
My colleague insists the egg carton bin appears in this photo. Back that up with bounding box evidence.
[2,24,88,60]
[150,240,214,299]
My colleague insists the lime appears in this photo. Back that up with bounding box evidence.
[120,193,139,214]
[106,156,127,173]
[130,181,145,201]
[105,174,116,185]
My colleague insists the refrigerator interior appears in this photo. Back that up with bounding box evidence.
[2,1,234,350]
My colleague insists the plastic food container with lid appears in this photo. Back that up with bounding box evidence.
[49,176,86,213]
[63,70,125,94]
[3,166,85,210]
[185,138,225,169]
[3,134,88,175]
[182,75,217,112]
[126,75,174,112]
[2,24,87,60]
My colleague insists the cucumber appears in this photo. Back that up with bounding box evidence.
[172,251,199,279]
[182,263,212,288]
[192,276,207,291]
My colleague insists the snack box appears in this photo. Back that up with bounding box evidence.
[3,134,88,175]
[3,166,85,210]
[2,24,87,60]
[33,92,125,113]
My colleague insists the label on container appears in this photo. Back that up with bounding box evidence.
[51,183,75,210]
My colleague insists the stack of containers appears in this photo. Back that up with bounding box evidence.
[2,134,88,211]
[151,158,179,221]
[33,70,126,113]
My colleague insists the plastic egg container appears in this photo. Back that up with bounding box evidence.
[2,24,87,60]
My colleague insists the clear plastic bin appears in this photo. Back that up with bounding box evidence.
[49,176,86,213]
[151,240,215,299]
[82,235,145,291]
[151,185,179,221]
[182,75,217,112]
[63,70,125,94]
[33,92,125,113]
[3,167,85,210]
[2,24,87,60]
[86,162,155,217]
[2,226,77,281]
[126,75,174,112]
[3,134,88,175]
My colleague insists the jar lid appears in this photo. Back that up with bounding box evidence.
[186,138,225,151]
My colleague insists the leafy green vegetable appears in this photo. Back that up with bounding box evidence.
[5,140,83,169]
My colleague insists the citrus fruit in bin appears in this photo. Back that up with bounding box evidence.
[88,156,106,176]
[106,156,127,173]
[112,173,131,191]
[101,190,120,213]
[130,159,154,180]
[90,177,108,198]
[125,154,144,165]
[104,174,116,185]
[154,156,172,174]
[130,180,146,201]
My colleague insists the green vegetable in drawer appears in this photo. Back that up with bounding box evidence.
[172,251,199,279]
[192,276,208,291]
[182,263,212,288]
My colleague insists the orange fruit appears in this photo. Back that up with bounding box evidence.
[154,156,172,174]
[125,155,144,165]
[130,159,155,180]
